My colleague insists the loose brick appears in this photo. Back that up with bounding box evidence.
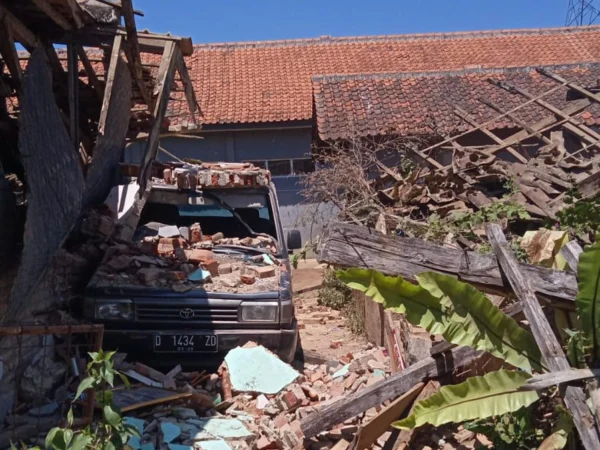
[201,259,220,277]
[157,237,189,257]
[185,249,214,264]
[218,263,233,275]
[251,265,276,278]
[240,274,256,285]
[190,223,202,243]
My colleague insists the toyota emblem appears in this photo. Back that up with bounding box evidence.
[179,308,195,319]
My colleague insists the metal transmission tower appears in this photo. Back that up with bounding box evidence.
[566,0,600,25]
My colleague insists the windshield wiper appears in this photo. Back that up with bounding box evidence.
[201,191,258,237]
[213,245,269,254]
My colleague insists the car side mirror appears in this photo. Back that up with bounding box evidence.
[287,229,302,250]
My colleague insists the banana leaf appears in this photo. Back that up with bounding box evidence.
[417,272,544,372]
[337,268,450,335]
[393,370,539,430]
[575,240,600,361]
[338,268,542,372]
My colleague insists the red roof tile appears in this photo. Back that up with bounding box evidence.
[178,26,600,125]
[312,64,600,140]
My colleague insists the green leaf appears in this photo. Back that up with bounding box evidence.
[45,428,60,450]
[74,377,95,401]
[336,268,450,335]
[575,240,600,360]
[103,366,114,387]
[117,372,130,389]
[62,430,73,447]
[103,405,121,427]
[393,370,539,430]
[70,434,93,450]
[417,272,544,372]
[67,409,74,428]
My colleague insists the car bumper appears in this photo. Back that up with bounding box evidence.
[102,322,298,369]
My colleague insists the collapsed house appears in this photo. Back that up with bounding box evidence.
[0,0,199,441]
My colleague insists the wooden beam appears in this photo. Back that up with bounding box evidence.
[537,68,600,105]
[561,241,583,273]
[491,80,600,152]
[417,84,566,157]
[98,34,123,134]
[139,41,178,191]
[65,0,84,28]
[94,0,145,15]
[0,3,37,49]
[300,346,479,438]
[454,106,528,163]
[176,56,199,125]
[577,170,600,199]
[31,0,72,30]
[486,223,600,450]
[524,369,600,391]
[479,98,554,146]
[0,13,22,85]
[67,43,80,158]
[121,0,151,106]
[318,222,579,304]
[350,383,424,450]
[76,45,103,99]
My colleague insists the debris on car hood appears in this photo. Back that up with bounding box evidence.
[89,220,283,293]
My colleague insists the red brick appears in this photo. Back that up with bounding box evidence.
[185,249,214,264]
[157,237,188,257]
[201,259,220,277]
[251,265,276,279]
[240,274,256,285]
[190,223,202,243]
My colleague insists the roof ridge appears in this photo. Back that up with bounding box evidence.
[193,25,600,50]
[311,62,600,83]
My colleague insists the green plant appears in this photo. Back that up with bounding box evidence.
[318,268,353,310]
[14,350,137,450]
[451,200,530,233]
[336,238,600,441]
[556,191,600,239]
[291,240,317,269]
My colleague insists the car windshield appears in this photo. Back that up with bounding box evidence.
[138,190,278,242]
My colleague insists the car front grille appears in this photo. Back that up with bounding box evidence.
[136,303,239,323]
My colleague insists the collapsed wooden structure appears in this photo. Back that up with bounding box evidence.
[334,68,600,228]
[0,0,199,429]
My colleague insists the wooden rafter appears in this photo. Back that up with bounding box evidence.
[31,0,72,30]
[0,12,22,85]
[98,34,123,134]
[64,0,84,28]
[67,43,80,156]
[454,106,528,163]
[139,41,179,190]
[538,68,600,104]
[0,3,37,49]
[176,56,199,126]
[76,45,104,99]
[490,80,600,152]
[120,0,150,106]
[486,224,600,450]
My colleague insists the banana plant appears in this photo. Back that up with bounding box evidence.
[337,238,599,434]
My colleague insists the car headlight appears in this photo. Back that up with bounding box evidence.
[95,300,134,320]
[240,302,278,322]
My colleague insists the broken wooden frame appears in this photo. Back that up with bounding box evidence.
[0,323,104,447]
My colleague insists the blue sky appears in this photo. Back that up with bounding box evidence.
[136,0,574,44]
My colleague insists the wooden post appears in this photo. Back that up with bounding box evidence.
[486,223,600,450]
[98,34,123,135]
[67,42,80,158]
[176,56,199,127]
[561,241,584,273]
[0,13,22,85]
[77,45,104,99]
[139,41,178,191]
[121,0,151,106]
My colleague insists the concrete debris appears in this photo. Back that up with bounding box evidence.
[20,352,67,403]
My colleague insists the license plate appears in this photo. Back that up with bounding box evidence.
[154,334,218,353]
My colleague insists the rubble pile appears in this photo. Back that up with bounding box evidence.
[137,161,272,190]
[112,343,394,450]
[91,222,281,293]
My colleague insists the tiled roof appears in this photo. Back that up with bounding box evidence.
[178,26,600,125]
[312,64,600,140]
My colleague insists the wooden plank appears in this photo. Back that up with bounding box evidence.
[318,222,578,303]
[479,98,554,146]
[491,80,600,151]
[486,223,600,450]
[67,43,80,158]
[350,383,424,450]
[363,291,385,346]
[139,41,178,191]
[0,13,22,84]
[417,84,566,157]
[299,346,479,438]
[98,34,122,135]
[121,0,150,106]
[31,0,72,29]
[454,106,528,163]
[76,45,103,99]
[517,183,555,219]
[176,56,199,126]
[524,369,600,391]
[538,68,600,105]
[65,0,84,28]
[561,241,583,273]
[578,170,600,199]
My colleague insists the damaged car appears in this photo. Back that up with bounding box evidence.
[83,162,302,367]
